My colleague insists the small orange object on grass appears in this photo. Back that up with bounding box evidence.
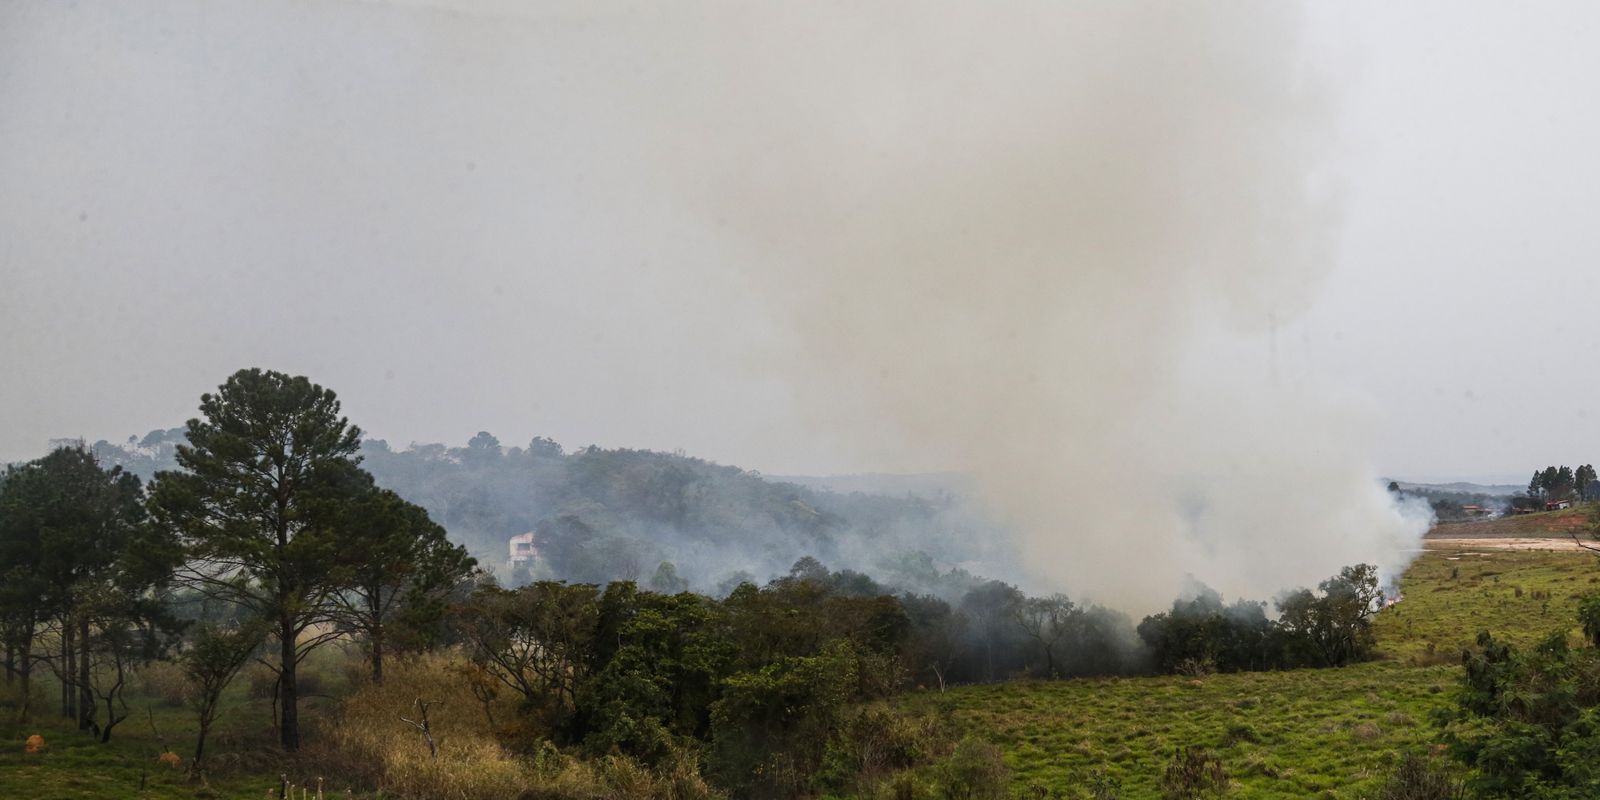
[24,734,46,754]
[157,751,181,769]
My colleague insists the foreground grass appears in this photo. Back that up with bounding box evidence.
[903,662,1453,798]
[0,644,362,799]
[901,545,1600,799]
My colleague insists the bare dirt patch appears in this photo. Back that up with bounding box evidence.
[1424,536,1591,552]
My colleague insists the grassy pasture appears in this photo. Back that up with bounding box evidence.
[0,643,363,799]
[899,544,1600,799]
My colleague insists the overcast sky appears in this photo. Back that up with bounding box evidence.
[2,1,1598,484]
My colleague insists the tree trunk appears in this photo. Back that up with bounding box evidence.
[4,639,14,686]
[15,641,31,723]
[192,708,213,779]
[60,622,73,719]
[279,619,299,751]
[78,617,94,731]
[371,625,384,685]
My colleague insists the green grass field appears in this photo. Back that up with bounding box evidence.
[4,544,1598,799]
[0,644,360,799]
[899,544,1600,799]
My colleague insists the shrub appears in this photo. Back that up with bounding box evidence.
[821,706,945,792]
[937,737,1009,800]
[1439,629,1600,797]
[870,771,932,800]
[136,660,196,707]
[316,651,723,800]
[1578,593,1600,647]
[1160,747,1228,800]
[1374,753,1465,800]
[1220,723,1259,746]
[246,663,279,700]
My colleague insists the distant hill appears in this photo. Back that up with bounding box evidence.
[769,471,975,499]
[80,429,1012,597]
[1392,480,1522,496]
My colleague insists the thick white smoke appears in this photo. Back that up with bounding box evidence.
[637,2,1431,609]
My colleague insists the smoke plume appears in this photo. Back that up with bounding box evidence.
[643,3,1429,609]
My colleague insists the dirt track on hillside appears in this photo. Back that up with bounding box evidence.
[1423,535,1592,552]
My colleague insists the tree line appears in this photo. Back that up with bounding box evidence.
[1,369,475,772]
[1522,464,1597,505]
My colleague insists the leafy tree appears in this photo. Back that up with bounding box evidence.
[1557,466,1576,499]
[330,483,474,683]
[455,581,600,733]
[76,557,183,742]
[578,583,732,762]
[148,368,365,751]
[709,639,859,798]
[462,431,502,466]
[181,622,265,781]
[1139,589,1284,674]
[900,594,966,691]
[957,581,1025,682]
[1012,594,1080,678]
[1276,564,1383,667]
[0,467,48,722]
[0,445,174,733]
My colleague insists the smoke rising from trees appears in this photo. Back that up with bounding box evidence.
[636,3,1432,609]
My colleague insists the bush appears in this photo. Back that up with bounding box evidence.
[1578,593,1600,647]
[1438,629,1600,797]
[869,771,932,800]
[937,737,1009,800]
[1375,753,1465,800]
[821,707,945,792]
[1160,748,1228,800]
[315,651,723,800]
[246,664,278,700]
[135,660,195,707]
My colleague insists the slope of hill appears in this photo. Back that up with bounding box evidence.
[1426,506,1592,540]
[81,429,1011,596]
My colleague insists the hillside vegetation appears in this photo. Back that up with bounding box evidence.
[83,429,1007,596]
[7,546,1597,799]
[897,546,1599,799]
[1426,506,1591,539]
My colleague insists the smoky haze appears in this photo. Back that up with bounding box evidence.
[645,3,1431,608]
[3,2,1462,610]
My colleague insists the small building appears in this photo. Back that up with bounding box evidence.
[508,532,537,569]
[1461,504,1490,517]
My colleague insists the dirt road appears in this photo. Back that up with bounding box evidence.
[1423,535,1592,552]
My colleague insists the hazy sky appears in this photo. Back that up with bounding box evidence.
[3,1,1598,483]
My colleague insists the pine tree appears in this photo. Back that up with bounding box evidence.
[149,369,364,751]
